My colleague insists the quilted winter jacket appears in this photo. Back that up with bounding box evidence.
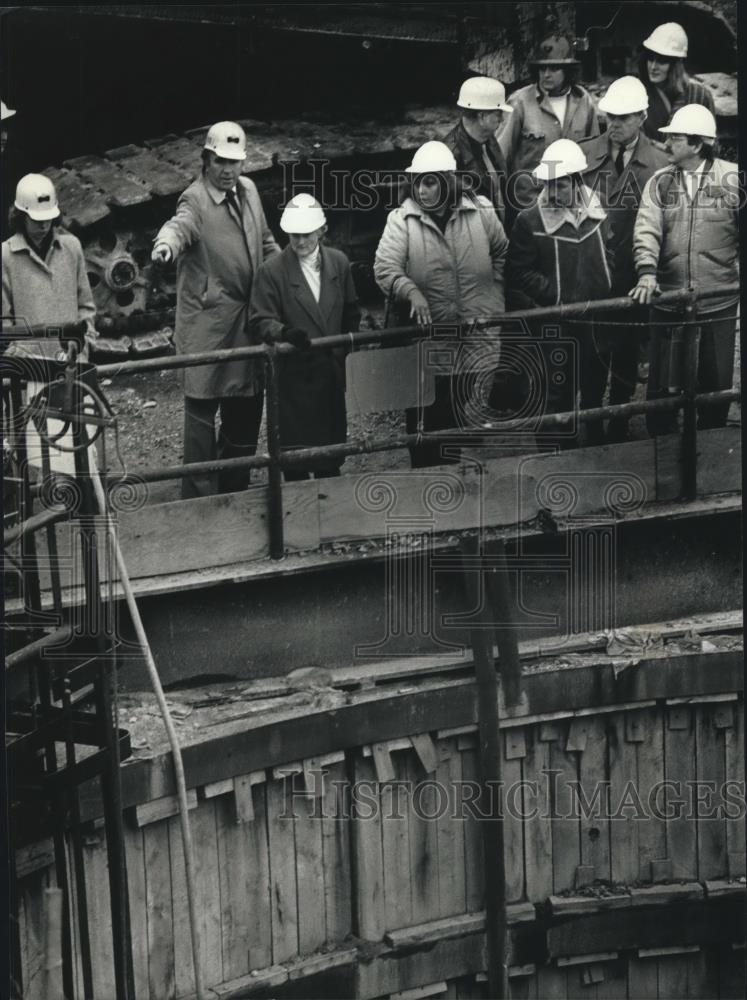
[633,157,739,313]
[373,194,509,323]
[507,187,612,308]
[441,119,509,221]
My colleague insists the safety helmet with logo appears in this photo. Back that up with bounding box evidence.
[598,76,649,115]
[1,100,16,121]
[14,174,61,221]
[204,121,247,160]
[659,104,717,140]
[280,193,327,234]
[457,77,512,113]
[642,22,688,60]
[406,141,458,174]
[533,139,588,181]
[530,34,579,65]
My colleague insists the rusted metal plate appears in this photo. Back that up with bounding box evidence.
[104,145,190,198]
[144,135,203,179]
[62,154,151,208]
[42,166,111,228]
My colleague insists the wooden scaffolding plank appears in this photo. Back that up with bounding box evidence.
[578,714,611,883]
[266,777,299,963]
[407,750,441,924]
[144,820,174,999]
[522,727,553,903]
[321,760,353,945]
[436,739,467,919]
[382,750,413,932]
[550,726,580,894]
[353,755,387,940]
[294,774,326,955]
[695,705,728,880]
[608,713,640,884]
[636,707,666,882]
[665,706,698,881]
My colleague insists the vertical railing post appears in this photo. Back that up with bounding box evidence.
[681,290,699,500]
[264,345,285,560]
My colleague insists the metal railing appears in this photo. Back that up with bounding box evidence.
[4,284,741,560]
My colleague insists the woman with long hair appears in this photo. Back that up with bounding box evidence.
[637,22,715,142]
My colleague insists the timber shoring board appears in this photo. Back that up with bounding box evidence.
[352,755,387,941]
[74,647,743,823]
[124,825,149,1000]
[382,750,414,932]
[695,704,728,881]
[321,760,353,946]
[545,896,745,960]
[665,704,698,881]
[635,707,666,883]
[577,714,611,884]
[436,738,468,919]
[407,750,441,925]
[725,703,746,872]
[266,777,300,964]
[144,819,175,1000]
[110,427,740,583]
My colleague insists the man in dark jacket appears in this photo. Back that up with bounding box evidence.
[508,139,612,447]
[442,76,512,225]
[579,76,669,442]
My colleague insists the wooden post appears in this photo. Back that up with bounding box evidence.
[42,887,65,1000]
[460,534,509,999]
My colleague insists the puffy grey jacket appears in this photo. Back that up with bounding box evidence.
[633,157,739,313]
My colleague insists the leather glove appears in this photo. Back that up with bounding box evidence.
[282,326,312,350]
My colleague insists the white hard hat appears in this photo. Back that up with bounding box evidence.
[533,139,588,181]
[659,103,717,140]
[204,121,247,160]
[406,140,457,174]
[14,174,61,221]
[598,76,649,115]
[280,193,327,234]
[642,22,688,60]
[1,100,16,121]
[457,77,512,113]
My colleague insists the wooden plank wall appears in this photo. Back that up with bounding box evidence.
[15,695,745,999]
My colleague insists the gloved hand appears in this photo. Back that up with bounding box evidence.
[151,243,172,264]
[282,326,312,350]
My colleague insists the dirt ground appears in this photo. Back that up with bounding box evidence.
[99,319,740,506]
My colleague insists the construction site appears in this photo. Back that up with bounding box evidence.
[2,3,744,1000]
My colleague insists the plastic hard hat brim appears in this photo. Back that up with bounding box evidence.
[19,203,61,221]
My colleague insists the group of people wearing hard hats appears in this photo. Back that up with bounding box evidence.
[2,19,739,490]
[375,23,737,451]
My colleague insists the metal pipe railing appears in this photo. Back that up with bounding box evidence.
[94,284,739,378]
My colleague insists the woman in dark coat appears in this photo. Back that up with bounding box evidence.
[249,194,360,480]
[637,22,715,142]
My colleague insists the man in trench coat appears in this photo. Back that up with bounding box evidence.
[249,194,360,480]
[153,121,280,498]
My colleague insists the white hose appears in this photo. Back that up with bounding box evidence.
[91,465,205,1000]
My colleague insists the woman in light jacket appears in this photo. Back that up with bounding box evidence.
[374,141,508,467]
